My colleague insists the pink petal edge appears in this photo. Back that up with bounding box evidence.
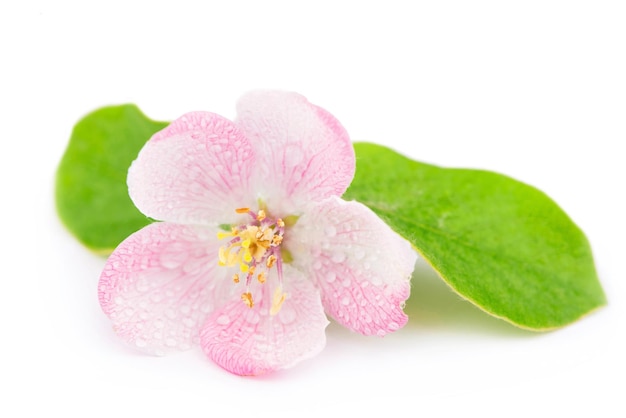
[128,111,257,225]
[200,266,328,376]
[288,196,417,336]
[98,222,234,355]
[234,90,355,214]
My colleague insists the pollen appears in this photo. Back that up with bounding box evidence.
[241,292,254,308]
[235,207,251,214]
[266,254,277,268]
[256,209,266,221]
[232,273,240,283]
[276,218,285,228]
[257,272,266,283]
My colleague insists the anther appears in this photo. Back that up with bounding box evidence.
[257,272,266,283]
[232,273,240,283]
[270,287,287,316]
[235,207,250,214]
[276,218,285,228]
[241,292,254,308]
[257,209,266,221]
[266,254,277,268]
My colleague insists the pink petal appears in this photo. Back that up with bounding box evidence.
[128,112,257,225]
[288,197,417,336]
[234,91,355,214]
[200,266,328,376]
[98,222,234,355]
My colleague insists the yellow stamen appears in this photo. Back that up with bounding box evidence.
[232,274,240,283]
[241,239,251,248]
[217,230,233,240]
[270,287,287,316]
[241,292,254,308]
[272,235,283,246]
[257,209,266,221]
[240,263,249,273]
[266,254,277,268]
[218,246,227,266]
[243,248,253,263]
[276,218,285,227]
[236,207,250,214]
[257,272,266,283]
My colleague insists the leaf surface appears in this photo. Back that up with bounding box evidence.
[344,142,605,330]
[56,104,167,253]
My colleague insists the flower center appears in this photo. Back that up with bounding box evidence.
[217,207,287,314]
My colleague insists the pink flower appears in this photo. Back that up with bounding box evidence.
[98,91,416,376]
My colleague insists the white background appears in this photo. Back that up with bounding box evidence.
[1,1,625,417]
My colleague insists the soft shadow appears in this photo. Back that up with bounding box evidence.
[404,257,533,337]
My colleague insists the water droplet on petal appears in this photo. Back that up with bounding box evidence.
[388,322,400,331]
[160,251,186,269]
[278,306,297,324]
[325,271,336,283]
[331,252,346,263]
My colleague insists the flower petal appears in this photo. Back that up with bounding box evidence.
[200,266,328,376]
[98,222,234,355]
[235,91,354,213]
[288,197,416,336]
[128,112,257,225]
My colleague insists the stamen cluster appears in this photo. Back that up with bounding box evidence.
[217,208,287,313]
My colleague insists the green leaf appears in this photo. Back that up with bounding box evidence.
[55,104,166,254]
[344,142,606,330]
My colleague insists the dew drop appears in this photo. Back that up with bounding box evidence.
[325,271,336,283]
[279,306,297,325]
[216,314,230,325]
[331,252,346,263]
[388,322,400,331]
[135,280,149,292]
[160,251,186,269]
[341,296,350,306]
[245,311,260,325]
